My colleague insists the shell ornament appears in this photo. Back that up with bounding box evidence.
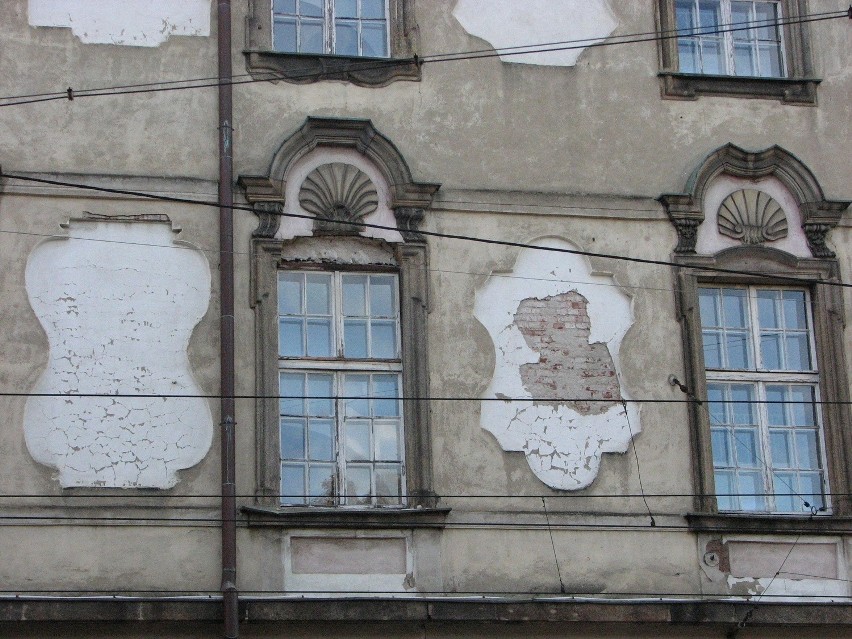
[717,189,788,245]
[299,163,379,235]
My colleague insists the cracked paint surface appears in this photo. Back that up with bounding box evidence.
[452,0,618,67]
[23,221,213,488]
[28,0,210,47]
[474,238,639,490]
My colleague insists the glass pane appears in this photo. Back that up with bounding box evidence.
[754,2,779,40]
[707,385,726,425]
[702,330,722,368]
[789,386,815,426]
[273,18,297,52]
[769,430,792,467]
[343,374,370,417]
[278,273,303,314]
[773,473,798,512]
[308,419,335,461]
[700,39,724,75]
[306,274,331,314]
[343,319,368,358]
[715,470,735,510]
[760,333,781,369]
[281,418,306,460]
[300,0,324,17]
[362,0,386,19]
[759,44,783,77]
[726,331,750,369]
[280,318,304,357]
[346,465,372,505]
[345,420,371,461]
[731,3,750,40]
[678,40,699,73]
[343,275,367,315]
[734,428,759,466]
[711,428,732,466]
[785,334,810,370]
[306,319,332,357]
[698,289,719,326]
[800,473,824,511]
[766,386,785,425]
[281,464,305,505]
[308,464,335,505]
[362,22,387,57]
[698,0,721,28]
[300,20,324,53]
[730,385,755,424]
[335,0,357,18]
[756,291,778,328]
[374,421,401,461]
[274,0,297,13]
[734,43,756,76]
[796,431,820,469]
[782,291,807,329]
[307,374,333,416]
[723,289,748,327]
[375,464,402,505]
[335,20,358,56]
[371,321,396,358]
[373,374,399,417]
[738,471,765,511]
[370,276,395,317]
[280,372,305,416]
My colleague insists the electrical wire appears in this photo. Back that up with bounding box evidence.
[0,10,846,107]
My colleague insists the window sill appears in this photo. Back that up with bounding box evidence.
[244,51,421,87]
[242,505,451,528]
[686,512,851,535]
[659,72,820,105]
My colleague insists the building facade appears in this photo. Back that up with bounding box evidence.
[0,1,850,637]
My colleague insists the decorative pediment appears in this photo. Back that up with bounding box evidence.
[299,163,378,235]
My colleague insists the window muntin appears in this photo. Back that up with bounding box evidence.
[278,270,404,507]
[675,0,785,77]
[699,286,827,513]
[273,0,390,57]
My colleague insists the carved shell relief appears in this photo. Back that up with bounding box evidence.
[299,163,379,235]
[717,189,788,245]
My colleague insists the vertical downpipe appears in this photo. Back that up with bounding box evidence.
[217,0,238,637]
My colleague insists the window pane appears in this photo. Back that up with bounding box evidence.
[698,288,720,327]
[754,2,779,40]
[702,330,722,368]
[796,431,820,469]
[698,0,721,28]
[306,274,331,314]
[306,319,332,357]
[760,333,781,369]
[274,0,297,13]
[308,419,335,461]
[343,275,367,315]
[335,0,357,18]
[362,22,387,57]
[725,331,750,369]
[738,471,765,511]
[734,43,756,76]
[308,464,335,505]
[345,420,371,461]
[722,289,748,327]
[785,334,810,370]
[374,421,401,461]
[789,386,816,426]
[335,20,359,56]
[756,290,778,328]
[758,43,783,77]
[678,40,699,73]
[375,464,402,505]
[711,428,732,465]
[371,321,397,358]
[307,373,334,416]
[278,273,303,314]
[715,470,735,510]
[766,386,785,425]
[730,385,755,425]
[769,429,792,467]
[344,319,368,358]
[346,465,372,505]
[280,372,305,416]
[281,464,305,505]
[300,0,324,17]
[700,39,724,74]
[300,20,324,53]
[280,318,304,357]
[373,374,399,417]
[800,472,824,511]
[772,473,798,512]
[273,18,297,52]
[343,374,370,417]
[707,384,725,425]
[362,0,386,19]
[734,428,759,466]
[782,291,807,329]
[370,275,395,317]
[281,418,306,460]
[731,3,751,40]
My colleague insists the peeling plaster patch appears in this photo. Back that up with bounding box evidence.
[23,220,213,488]
[474,238,638,490]
[452,0,618,66]
[28,0,211,47]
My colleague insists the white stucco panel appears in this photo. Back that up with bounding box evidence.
[24,220,213,488]
[474,238,639,490]
[28,0,211,47]
[452,0,618,66]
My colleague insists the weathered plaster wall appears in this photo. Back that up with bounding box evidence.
[28,0,211,47]
[452,0,618,66]
[23,219,213,488]
[474,238,639,490]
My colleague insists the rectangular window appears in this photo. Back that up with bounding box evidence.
[273,0,390,57]
[278,271,404,506]
[675,0,785,77]
[699,286,827,513]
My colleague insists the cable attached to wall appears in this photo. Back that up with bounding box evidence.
[541,497,566,593]
[621,399,655,527]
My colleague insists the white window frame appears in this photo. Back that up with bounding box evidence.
[278,269,406,508]
[675,0,787,77]
[699,285,830,513]
[272,0,391,57]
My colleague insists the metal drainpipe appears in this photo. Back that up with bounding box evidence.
[217,0,238,637]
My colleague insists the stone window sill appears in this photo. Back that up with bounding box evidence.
[244,51,421,87]
[686,512,851,535]
[242,505,450,529]
[659,72,819,105]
